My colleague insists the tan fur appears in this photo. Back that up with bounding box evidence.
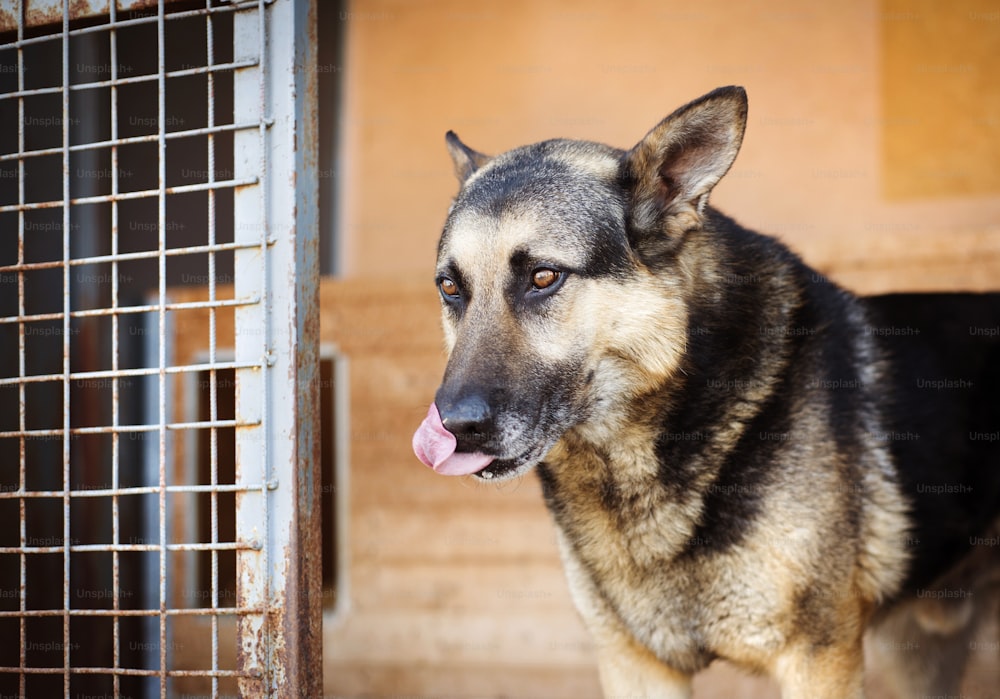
[773,638,867,699]
[554,527,694,698]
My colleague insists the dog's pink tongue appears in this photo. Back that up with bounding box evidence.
[412,403,494,476]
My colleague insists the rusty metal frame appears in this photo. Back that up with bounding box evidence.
[0,0,163,33]
[0,0,321,695]
[233,0,321,694]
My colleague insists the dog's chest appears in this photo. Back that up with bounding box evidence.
[553,510,788,673]
[539,456,788,673]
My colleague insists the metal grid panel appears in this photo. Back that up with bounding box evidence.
[0,0,320,696]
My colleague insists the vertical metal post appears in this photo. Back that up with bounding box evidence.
[59,2,71,695]
[204,5,221,697]
[107,2,121,695]
[156,4,171,696]
[234,0,321,694]
[15,3,26,699]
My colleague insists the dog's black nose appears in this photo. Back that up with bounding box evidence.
[437,394,494,447]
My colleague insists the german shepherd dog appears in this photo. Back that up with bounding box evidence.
[412,86,1000,698]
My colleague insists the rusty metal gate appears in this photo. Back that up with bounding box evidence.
[0,0,321,696]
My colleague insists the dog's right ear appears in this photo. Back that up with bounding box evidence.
[624,86,747,239]
[445,131,492,184]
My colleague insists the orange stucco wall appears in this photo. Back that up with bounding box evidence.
[336,0,1000,281]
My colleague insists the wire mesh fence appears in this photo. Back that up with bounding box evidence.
[0,1,320,696]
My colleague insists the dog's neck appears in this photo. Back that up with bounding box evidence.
[537,402,712,569]
[535,224,807,568]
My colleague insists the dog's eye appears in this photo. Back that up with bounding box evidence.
[531,268,561,291]
[439,277,459,297]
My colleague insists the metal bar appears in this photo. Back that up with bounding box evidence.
[1,363,254,387]
[156,3,169,694]
[0,361,264,387]
[256,4,274,688]
[110,0,122,679]
[232,0,323,692]
[252,0,322,694]
[250,3,273,689]
[0,58,259,103]
[0,296,259,327]
[139,281,160,693]
[0,483,266,500]
[59,2,71,693]
[205,4,222,695]
[0,175,259,213]
[0,542,258,554]
[9,418,249,436]
[15,0,27,694]
[0,121,263,163]
[0,607,264,619]
[0,666,249,677]
[231,0,266,689]
[0,240,260,273]
[2,479,265,495]
[286,0,323,690]
[0,0,259,36]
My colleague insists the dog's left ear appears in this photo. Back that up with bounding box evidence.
[445,131,492,185]
[624,86,747,237]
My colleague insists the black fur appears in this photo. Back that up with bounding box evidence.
[864,292,1000,593]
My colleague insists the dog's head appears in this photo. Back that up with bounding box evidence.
[413,87,748,480]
